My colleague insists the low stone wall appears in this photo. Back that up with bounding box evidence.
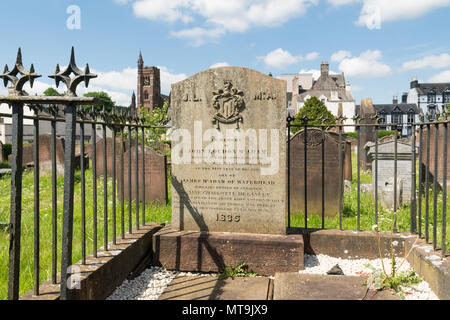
[20,223,163,300]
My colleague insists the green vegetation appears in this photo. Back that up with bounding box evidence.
[291,97,336,134]
[217,262,258,280]
[43,88,62,97]
[344,130,396,140]
[2,144,11,160]
[0,167,171,300]
[83,91,116,113]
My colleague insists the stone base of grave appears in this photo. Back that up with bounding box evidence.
[152,226,304,276]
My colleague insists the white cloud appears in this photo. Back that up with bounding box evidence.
[401,53,450,71]
[260,48,320,69]
[157,66,187,94]
[429,70,450,83]
[94,67,137,91]
[305,52,320,61]
[337,50,391,78]
[210,62,230,68]
[170,27,225,47]
[330,0,450,28]
[299,68,339,80]
[331,50,352,62]
[126,0,318,44]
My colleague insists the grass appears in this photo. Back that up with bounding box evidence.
[0,167,171,300]
[289,152,450,251]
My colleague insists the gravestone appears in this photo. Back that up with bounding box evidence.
[289,129,348,218]
[170,67,287,235]
[118,145,168,205]
[419,125,450,188]
[86,137,125,177]
[13,134,65,176]
[359,98,377,171]
[366,141,417,209]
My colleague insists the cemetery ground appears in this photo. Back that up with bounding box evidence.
[0,151,448,300]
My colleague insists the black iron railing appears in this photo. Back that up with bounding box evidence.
[286,112,448,258]
[0,48,169,300]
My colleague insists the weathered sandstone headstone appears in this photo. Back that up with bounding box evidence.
[289,129,347,218]
[170,67,287,235]
[118,145,168,205]
[86,137,125,177]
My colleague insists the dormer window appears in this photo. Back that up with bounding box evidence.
[428,90,436,103]
[444,90,450,103]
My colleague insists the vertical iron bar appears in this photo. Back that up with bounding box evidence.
[375,125,379,226]
[432,122,439,250]
[394,125,398,233]
[442,120,447,258]
[411,124,417,234]
[80,122,86,265]
[418,125,423,238]
[321,126,325,229]
[135,126,140,229]
[164,155,168,205]
[128,124,132,234]
[287,121,291,228]
[8,103,23,300]
[141,126,145,226]
[33,116,40,296]
[357,122,361,231]
[103,124,108,251]
[112,127,117,245]
[304,124,307,229]
[51,114,58,282]
[425,123,431,242]
[92,122,97,257]
[120,127,125,239]
[338,125,343,230]
[60,103,77,300]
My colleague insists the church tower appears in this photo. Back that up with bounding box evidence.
[137,51,162,114]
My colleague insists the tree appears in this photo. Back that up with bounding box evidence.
[83,91,116,113]
[290,96,336,134]
[43,87,62,96]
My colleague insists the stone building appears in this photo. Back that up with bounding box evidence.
[280,62,356,132]
[407,78,450,120]
[137,52,168,114]
[356,97,420,138]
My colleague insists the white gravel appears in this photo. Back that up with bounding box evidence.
[108,255,440,300]
[300,254,439,300]
[107,267,213,300]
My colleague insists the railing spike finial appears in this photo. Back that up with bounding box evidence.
[49,47,97,97]
[0,48,41,95]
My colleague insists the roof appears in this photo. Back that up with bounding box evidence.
[298,88,354,103]
[415,83,450,95]
[356,103,420,115]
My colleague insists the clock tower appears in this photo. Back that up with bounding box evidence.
[137,51,162,114]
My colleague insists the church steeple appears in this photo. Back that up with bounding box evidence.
[138,51,144,69]
[130,91,136,116]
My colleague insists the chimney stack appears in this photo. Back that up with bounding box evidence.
[320,61,329,78]
[393,96,398,104]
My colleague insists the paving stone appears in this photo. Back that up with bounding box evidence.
[159,276,270,300]
[273,273,400,300]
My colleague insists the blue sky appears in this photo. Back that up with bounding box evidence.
[1,0,450,106]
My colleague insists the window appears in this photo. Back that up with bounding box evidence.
[444,90,450,103]
[144,91,149,100]
[428,105,436,120]
[407,113,415,124]
[428,90,436,103]
[392,113,402,125]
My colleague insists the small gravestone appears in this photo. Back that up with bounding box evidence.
[419,125,450,188]
[9,134,66,176]
[366,141,417,209]
[87,137,124,177]
[359,98,377,171]
[118,145,167,205]
[289,128,348,218]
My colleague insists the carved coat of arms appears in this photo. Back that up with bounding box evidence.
[212,80,245,129]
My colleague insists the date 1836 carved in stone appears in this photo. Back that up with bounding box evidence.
[212,80,245,129]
